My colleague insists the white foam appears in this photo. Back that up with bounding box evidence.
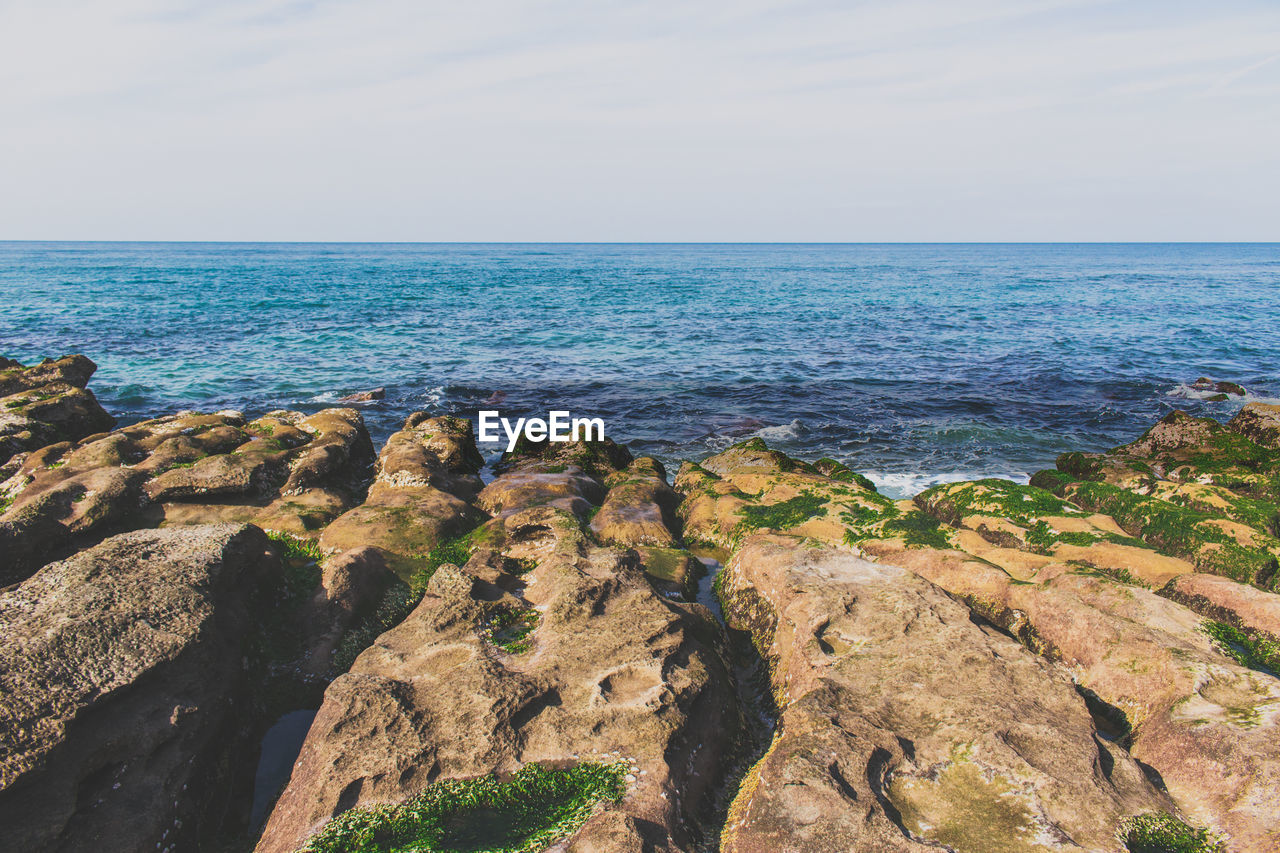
[860,469,1032,500]
[1166,384,1280,405]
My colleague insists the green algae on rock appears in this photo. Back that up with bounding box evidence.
[297,762,627,853]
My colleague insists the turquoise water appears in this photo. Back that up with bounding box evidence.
[1,242,1276,497]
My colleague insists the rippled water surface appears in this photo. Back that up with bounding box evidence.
[2,242,1276,496]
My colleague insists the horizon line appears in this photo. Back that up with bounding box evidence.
[1,240,1277,246]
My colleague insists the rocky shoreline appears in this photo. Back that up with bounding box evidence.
[2,355,1279,852]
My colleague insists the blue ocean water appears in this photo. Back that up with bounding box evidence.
[1,242,1276,497]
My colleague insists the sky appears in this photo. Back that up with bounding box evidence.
[0,0,1277,241]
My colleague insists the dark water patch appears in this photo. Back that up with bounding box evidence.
[250,709,317,829]
[688,555,780,851]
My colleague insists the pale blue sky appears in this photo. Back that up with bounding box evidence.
[1,0,1277,240]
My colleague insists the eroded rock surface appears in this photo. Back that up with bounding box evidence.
[684,431,1280,851]
[0,525,279,853]
[0,407,373,585]
[715,535,1169,852]
[319,414,484,577]
[257,447,737,853]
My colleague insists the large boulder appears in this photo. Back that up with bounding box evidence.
[870,542,1280,851]
[0,525,280,853]
[682,436,1280,849]
[716,535,1168,852]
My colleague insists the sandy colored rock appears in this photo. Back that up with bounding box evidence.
[1161,572,1280,641]
[716,535,1167,852]
[256,492,736,852]
[0,407,373,583]
[0,525,279,853]
[497,434,634,479]
[375,413,483,500]
[299,546,397,676]
[319,413,486,577]
[591,457,682,548]
[872,542,1280,850]
[477,466,603,516]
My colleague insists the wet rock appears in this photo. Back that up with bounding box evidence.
[716,535,1168,852]
[256,481,736,852]
[1191,377,1248,398]
[337,387,385,403]
[0,525,279,853]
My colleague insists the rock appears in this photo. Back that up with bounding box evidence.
[1160,572,1280,642]
[255,482,736,852]
[0,357,115,467]
[337,387,385,403]
[0,408,373,584]
[914,478,1195,587]
[0,525,280,853]
[1191,377,1247,397]
[497,434,633,479]
[873,543,1280,850]
[299,546,397,676]
[591,457,682,548]
[1029,411,1280,589]
[0,354,97,395]
[686,436,1280,849]
[716,535,1168,852]
[0,466,147,587]
[144,447,287,501]
[477,466,601,517]
[319,414,485,577]
[675,440,899,551]
[1229,402,1280,450]
[376,413,483,500]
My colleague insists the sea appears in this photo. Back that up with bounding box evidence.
[2,242,1276,498]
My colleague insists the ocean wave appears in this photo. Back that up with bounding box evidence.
[1166,383,1280,405]
[700,418,809,452]
[860,468,1032,500]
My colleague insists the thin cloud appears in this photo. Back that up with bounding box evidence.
[0,0,1276,240]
